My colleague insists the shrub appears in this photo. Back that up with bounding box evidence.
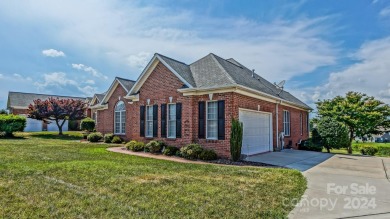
[299,139,323,152]
[175,150,182,157]
[360,145,378,156]
[145,141,161,153]
[68,120,79,131]
[126,140,145,151]
[111,136,123,144]
[163,146,179,156]
[180,144,204,160]
[230,118,243,161]
[199,149,218,160]
[80,118,95,132]
[87,132,103,142]
[157,141,168,151]
[377,146,390,156]
[0,114,26,137]
[104,133,114,143]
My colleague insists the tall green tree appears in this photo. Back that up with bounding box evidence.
[316,117,350,153]
[316,91,390,154]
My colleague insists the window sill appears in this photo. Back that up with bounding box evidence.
[114,133,126,136]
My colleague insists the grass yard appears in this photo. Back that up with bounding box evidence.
[321,142,390,157]
[0,132,306,218]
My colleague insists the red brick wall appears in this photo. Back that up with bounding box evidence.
[95,83,131,139]
[278,105,309,149]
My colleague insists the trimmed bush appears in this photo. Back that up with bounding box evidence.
[87,132,103,142]
[199,149,218,160]
[230,118,243,161]
[80,118,95,132]
[104,133,114,143]
[145,141,161,153]
[0,114,26,137]
[68,120,79,131]
[126,140,145,151]
[163,146,179,156]
[180,144,204,160]
[360,145,378,156]
[299,139,323,152]
[158,141,168,151]
[175,150,182,157]
[111,136,123,144]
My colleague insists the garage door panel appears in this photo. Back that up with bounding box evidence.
[25,118,42,132]
[239,109,272,155]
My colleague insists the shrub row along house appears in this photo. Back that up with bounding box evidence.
[89,53,312,158]
[7,92,88,132]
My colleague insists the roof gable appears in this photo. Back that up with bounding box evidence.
[127,54,194,95]
[100,77,135,104]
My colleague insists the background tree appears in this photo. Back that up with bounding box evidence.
[0,109,8,114]
[316,91,390,154]
[28,98,87,135]
[316,117,350,153]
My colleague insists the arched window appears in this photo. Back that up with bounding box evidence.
[114,101,126,134]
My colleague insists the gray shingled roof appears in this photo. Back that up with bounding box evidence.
[95,93,105,102]
[155,53,311,109]
[7,92,86,109]
[116,77,136,92]
[157,54,196,87]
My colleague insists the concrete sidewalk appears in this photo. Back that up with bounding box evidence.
[289,155,390,219]
[245,150,333,171]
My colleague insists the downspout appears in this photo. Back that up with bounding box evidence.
[276,101,279,151]
[275,100,282,151]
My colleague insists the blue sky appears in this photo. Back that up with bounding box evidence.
[1,0,390,110]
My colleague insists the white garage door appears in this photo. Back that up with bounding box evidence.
[25,118,43,132]
[47,120,68,132]
[239,109,273,155]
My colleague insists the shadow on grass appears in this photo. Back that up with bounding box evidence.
[30,133,82,140]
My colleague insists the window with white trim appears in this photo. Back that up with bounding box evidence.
[283,110,290,136]
[114,101,126,134]
[207,101,218,139]
[300,112,303,135]
[168,104,176,138]
[146,105,153,137]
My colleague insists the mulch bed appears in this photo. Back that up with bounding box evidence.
[206,159,278,167]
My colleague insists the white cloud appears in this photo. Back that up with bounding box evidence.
[13,73,22,78]
[35,72,98,96]
[380,7,390,17]
[72,64,108,79]
[293,36,390,107]
[0,73,3,79]
[85,79,95,85]
[35,72,78,88]
[42,49,65,57]
[127,52,152,69]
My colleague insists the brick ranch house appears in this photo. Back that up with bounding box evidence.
[7,92,88,132]
[90,53,312,158]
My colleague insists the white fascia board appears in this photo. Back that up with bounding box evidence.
[178,85,311,111]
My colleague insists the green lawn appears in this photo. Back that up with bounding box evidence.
[0,132,306,218]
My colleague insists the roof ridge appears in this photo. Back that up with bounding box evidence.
[209,54,237,85]
[8,91,86,99]
[115,76,136,82]
[155,53,188,66]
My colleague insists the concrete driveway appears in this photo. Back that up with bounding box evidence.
[289,155,390,219]
[245,149,333,171]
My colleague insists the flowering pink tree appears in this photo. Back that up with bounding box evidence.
[28,98,87,135]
